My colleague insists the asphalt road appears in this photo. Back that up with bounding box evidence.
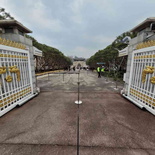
[0,70,155,155]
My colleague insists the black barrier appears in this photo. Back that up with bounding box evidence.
[36,71,79,78]
[77,73,80,155]
[77,103,80,155]
[76,72,81,155]
[36,71,80,85]
[36,71,82,155]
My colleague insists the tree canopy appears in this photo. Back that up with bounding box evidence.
[0,7,72,72]
[26,35,72,71]
[0,8,14,20]
[86,32,136,70]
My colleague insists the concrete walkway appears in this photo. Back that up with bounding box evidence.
[0,70,155,155]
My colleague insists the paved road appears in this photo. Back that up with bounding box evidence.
[0,70,155,155]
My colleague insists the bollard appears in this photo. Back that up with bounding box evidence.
[77,104,80,155]
[75,72,81,155]
[75,73,82,104]
[78,72,80,82]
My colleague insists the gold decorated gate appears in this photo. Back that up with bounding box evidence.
[127,45,155,115]
[0,43,36,117]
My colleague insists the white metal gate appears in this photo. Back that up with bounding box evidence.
[0,44,37,117]
[128,46,155,115]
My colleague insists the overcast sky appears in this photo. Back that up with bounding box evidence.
[1,0,155,58]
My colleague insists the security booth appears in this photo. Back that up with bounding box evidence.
[121,17,155,115]
[0,19,40,117]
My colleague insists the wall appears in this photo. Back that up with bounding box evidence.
[0,33,32,46]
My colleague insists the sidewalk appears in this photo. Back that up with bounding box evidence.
[0,70,155,155]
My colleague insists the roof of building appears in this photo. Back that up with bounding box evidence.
[73,58,85,61]
[0,19,32,33]
[130,17,155,33]
[33,46,43,57]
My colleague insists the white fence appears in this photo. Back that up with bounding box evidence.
[126,46,155,115]
[0,44,38,117]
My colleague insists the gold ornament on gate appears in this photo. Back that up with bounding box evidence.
[0,37,26,50]
[136,40,155,50]
[0,66,6,74]
[9,66,21,81]
[142,66,154,83]
[5,75,13,82]
[150,76,155,84]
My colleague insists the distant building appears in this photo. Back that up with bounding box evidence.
[72,57,88,69]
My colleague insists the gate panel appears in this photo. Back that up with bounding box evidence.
[128,46,155,115]
[0,45,36,117]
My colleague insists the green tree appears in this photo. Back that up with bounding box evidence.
[26,35,72,72]
[0,7,14,20]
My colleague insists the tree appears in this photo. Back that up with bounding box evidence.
[87,31,136,70]
[0,7,14,20]
[26,35,72,72]
[0,8,72,72]
[87,31,137,86]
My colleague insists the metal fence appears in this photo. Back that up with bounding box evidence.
[0,44,37,117]
[127,46,155,115]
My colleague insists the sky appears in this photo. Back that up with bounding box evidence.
[1,0,155,58]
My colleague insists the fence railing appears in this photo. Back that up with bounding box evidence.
[0,44,38,117]
[127,46,155,115]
